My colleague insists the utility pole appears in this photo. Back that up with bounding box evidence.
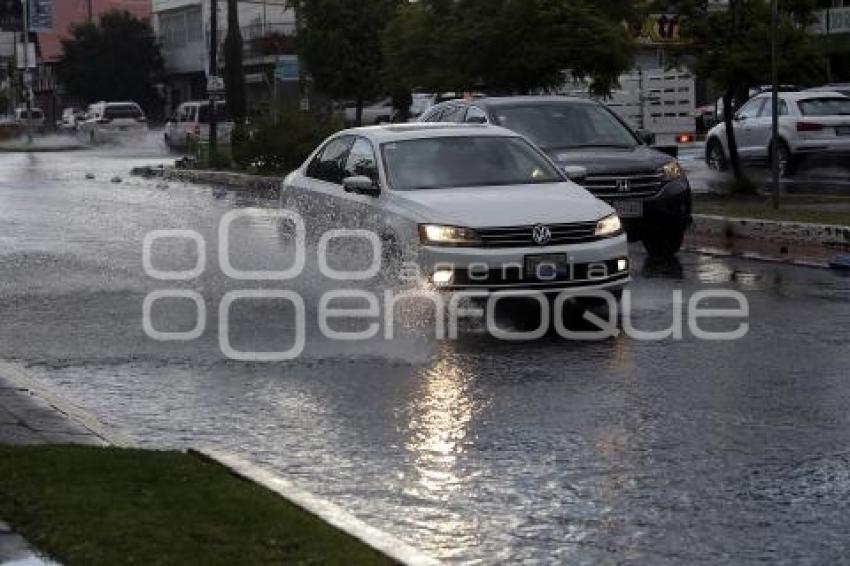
[208,0,218,166]
[770,0,780,210]
[87,0,93,23]
[21,0,32,143]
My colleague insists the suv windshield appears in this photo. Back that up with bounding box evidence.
[798,97,850,116]
[492,101,639,150]
[104,104,143,119]
[197,103,230,123]
[382,136,563,191]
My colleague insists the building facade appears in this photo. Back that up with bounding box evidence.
[152,0,296,118]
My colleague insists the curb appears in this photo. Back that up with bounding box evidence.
[132,166,281,194]
[193,448,442,566]
[692,214,850,247]
[689,214,850,269]
[0,360,133,447]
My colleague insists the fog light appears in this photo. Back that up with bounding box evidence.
[617,258,629,272]
[432,269,454,286]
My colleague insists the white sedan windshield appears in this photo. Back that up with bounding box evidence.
[381,136,563,191]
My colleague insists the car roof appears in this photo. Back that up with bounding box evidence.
[434,95,598,108]
[758,90,848,100]
[338,123,520,143]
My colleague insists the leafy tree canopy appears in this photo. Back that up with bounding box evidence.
[383,0,637,96]
[57,11,164,113]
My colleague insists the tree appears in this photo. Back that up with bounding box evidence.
[294,0,399,125]
[662,0,824,190]
[383,0,636,97]
[57,11,163,114]
[224,0,247,123]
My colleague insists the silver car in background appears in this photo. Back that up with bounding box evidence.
[282,124,629,294]
[706,91,850,176]
[78,101,148,144]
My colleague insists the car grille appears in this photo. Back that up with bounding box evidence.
[581,172,664,199]
[477,221,600,248]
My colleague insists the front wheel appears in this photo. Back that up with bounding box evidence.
[706,138,727,171]
[642,223,686,258]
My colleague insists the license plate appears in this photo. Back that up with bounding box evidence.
[525,254,569,281]
[836,126,850,136]
[612,199,643,218]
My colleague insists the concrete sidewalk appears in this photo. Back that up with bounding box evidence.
[0,372,108,565]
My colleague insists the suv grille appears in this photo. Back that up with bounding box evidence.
[477,221,600,248]
[582,172,664,199]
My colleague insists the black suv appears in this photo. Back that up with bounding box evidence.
[419,96,692,256]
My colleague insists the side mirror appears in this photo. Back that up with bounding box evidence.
[343,175,380,197]
[636,129,656,145]
[734,114,746,122]
[465,115,487,124]
[562,165,588,184]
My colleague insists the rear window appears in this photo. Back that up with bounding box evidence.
[104,104,144,119]
[797,97,850,116]
[197,103,230,123]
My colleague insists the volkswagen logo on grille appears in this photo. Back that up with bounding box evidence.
[532,224,552,246]
[616,178,631,192]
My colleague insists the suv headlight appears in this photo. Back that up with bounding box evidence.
[595,214,623,237]
[419,224,482,246]
[660,161,684,182]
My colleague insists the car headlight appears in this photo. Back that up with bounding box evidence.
[594,214,623,237]
[660,161,684,182]
[419,224,482,246]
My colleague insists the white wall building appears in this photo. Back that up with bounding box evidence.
[152,0,296,114]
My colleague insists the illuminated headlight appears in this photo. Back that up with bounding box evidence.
[419,224,482,246]
[660,161,684,182]
[432,269,454,286]
[594,214,623,237]
[617,258,629,272]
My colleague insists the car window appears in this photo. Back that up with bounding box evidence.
[306,136,355,184]
[421,107,445,122]
[440,105,465,123]
[104,104,144,120]
[493,102,638,150]
[465,106,488,123]
[343,138,378,183]
[736,98,765,119]
[797,97,850,116]
[381,135,563,191]
[758,98,789,117]
[198,103,229,123]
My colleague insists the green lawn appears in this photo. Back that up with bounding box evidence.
[694,195,850,227]
[0,446,395,566]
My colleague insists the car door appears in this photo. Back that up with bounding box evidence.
[750,97,789,159]
[733,97,767,158]
[284,135,356,234]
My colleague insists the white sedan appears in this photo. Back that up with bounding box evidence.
[282,124,629,294]
[706,91,850,176]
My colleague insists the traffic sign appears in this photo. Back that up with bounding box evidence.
[207,75,225,94]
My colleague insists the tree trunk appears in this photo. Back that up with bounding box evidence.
[355,96,364,126]
[224,0,246,123]
[721,89,744,182]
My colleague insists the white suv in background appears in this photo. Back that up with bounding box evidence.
[706,91,850,176]
[163,101,233,151]
[78,101,148,144]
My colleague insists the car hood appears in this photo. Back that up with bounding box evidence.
[545,146,672,175]
[390,182,612,227]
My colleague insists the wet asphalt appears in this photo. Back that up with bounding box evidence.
[1,136,850,564]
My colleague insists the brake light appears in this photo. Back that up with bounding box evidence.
[677,134,694,144]
[796,122,825,132]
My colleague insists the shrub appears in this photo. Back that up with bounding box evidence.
[243,110,345,174]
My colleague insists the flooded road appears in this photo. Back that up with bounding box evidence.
[1,139,850,563]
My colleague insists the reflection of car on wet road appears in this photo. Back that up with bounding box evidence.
[283,124,630,293]
[78,101,148,144]
[706,91,850,177]
[420,96,692,257]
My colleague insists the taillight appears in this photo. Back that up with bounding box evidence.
[677,134,694,144]
[796,122,824,132]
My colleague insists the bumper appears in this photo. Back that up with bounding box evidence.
[619,178,692,234]
[419,234,630,293]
